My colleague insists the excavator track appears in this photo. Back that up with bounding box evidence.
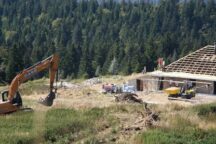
[18,107,34,112]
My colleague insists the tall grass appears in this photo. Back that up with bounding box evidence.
[136,128,216,144]
[44,108,106,143]
[2,103,216,144]
[136,103,216,144]
[192,103,216,121]
[136,114,216,144]
[0,108,108,144]
[0,112,34,144]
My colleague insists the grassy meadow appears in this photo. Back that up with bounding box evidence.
[1,103,216,144]
[0,108,113,144]
[1,78,216,143]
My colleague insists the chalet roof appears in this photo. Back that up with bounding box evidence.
[165,45,216,76]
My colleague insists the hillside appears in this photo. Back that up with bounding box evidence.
[0,0,216,82]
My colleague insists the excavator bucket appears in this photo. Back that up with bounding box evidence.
[38,91,56,106]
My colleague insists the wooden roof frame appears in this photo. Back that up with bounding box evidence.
[165,45,216,76]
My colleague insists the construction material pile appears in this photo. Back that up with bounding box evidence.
[122,83,136,93]
[83,78,102,86]
[56,81,80,89]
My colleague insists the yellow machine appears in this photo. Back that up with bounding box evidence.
[164,87,180,95]
[164,86,195,99]
[0,54,59,114]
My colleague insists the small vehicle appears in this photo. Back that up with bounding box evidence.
[0,54,59,114]
[164,80,196,99]
[102,84,117,93]
[122,84,136,93]
[164,86,195,99]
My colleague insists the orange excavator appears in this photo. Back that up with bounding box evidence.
[0,54,59,114]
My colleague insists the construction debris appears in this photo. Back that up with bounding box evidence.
[56,81,81,89]
[122,103,160,134]
[115,93,143,104]
[101,83,136,94]
[122,83,136,93]
[143,103,160,127]
[83,78,102,86]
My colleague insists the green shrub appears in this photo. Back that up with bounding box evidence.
[136,113,216,144]
[192,103,216,121]
[198,106,216,116]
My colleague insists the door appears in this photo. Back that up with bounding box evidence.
[189,79,196,88]
[214,82,216,94]
[159,77,164,90]
[137,79,143,91]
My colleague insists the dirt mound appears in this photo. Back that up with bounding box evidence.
[115,93,143,104]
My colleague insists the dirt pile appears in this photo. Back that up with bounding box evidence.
[115,93,143,104]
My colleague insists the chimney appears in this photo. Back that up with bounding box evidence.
[215,42,216,54]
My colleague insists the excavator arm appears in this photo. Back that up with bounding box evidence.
[0,54,59,114]
[8,54,59,102]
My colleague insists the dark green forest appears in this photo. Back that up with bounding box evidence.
[0,0,216,82]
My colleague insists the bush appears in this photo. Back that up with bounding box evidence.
[136,113,216,144]
[193,103,216,121]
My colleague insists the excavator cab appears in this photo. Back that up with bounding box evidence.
[1,90,22,107]
[0,91,23,114]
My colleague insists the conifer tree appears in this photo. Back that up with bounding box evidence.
[108,57,118,75]
[6,44,24,82]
